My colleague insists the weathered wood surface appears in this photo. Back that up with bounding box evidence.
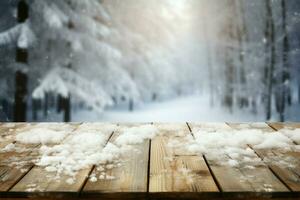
[228,123,300,192]
[190,123,288,193]
[149,123,218,196]
[0,122,299,200]
[82,124,150,198]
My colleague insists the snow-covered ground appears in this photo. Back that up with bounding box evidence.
[31,94,299,122]
[72,95,266,122]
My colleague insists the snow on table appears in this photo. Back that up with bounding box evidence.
[0,122,300,200]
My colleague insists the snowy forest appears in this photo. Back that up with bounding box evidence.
[0,0,300,122]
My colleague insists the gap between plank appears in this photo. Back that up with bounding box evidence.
[7,165,35,192]
[185,122,221,192]
[6,123,84,192]
[267,123,278,131]
[146,139,152,193]
[203,155,223,192]
[79,129,116,194]
[248,145,292,192]
[185,122,195,139]
[267,123,299,145]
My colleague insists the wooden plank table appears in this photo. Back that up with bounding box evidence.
[0,122,299,200]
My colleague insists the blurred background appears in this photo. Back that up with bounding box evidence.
[0,0,299,122]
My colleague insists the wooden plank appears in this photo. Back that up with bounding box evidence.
[226,123,291,192]
[269,122,300,145]
[1,123,79,166]
[239,123,300,192]
[155,123,195,156]
[228,122,274,132]
[0,123,29,149]
[0,124,39,192]
[268,122,300,130]
[255,149,300,192]
[83,124,150,198]
[0,123,81,192]
[10,123,116,196]
[190,123,288,192]
[149,136,218,193]
[189,123,254,192]
[0,166,32,192]
[149,123,218,195]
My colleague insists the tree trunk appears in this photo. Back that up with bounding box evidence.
[13,0,29,122]
[32,99,38,121]
[152,93,157,101]
[265,0,275,121]
[43,93,48,117]
[129,99,134,112]
[278,0,290,121]
[14,71,28,122]
[200,4,214,107]
[0,99,9,121]
[62,95,71,122]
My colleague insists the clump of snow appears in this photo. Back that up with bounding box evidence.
[24,124,155,181]
[37,131,108,176]
[279,128,300,144]
[16,128,69,144]
[115,125,158,146]
[16,123,73,144]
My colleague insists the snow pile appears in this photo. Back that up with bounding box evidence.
[115,125,158,146]
[16,128,69,144]
[15,124,74,144]
[11,124,158,184]
[37,131,108,176]
[35,123,117,177]
[279,128,300,144]
[186,128,299,167]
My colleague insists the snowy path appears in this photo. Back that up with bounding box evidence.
[73,95,265,122]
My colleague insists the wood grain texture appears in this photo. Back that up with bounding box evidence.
[10,123,114,195]
[0,165,32,192]
[228,123,292,192]
[268,122,300,130]
[1,123,300,199]
[0,124,40,192]
[154,123,195,156]
[83,124,150,197]
[149,123,218,194]
[190,123,288,192]
[255,149,300,192]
